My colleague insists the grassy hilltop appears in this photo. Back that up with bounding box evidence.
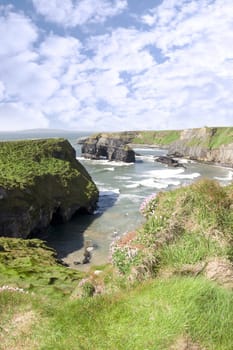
[0,178,233,349]
[0,138,98,238]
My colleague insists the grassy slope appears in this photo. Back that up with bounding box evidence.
[0,179,233,349]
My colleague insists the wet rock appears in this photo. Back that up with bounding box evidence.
[154,155,185,168]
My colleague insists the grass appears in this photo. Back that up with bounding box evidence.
[0,178,232,349]
[1,276,232,349]
[132,130,181,145]
[209,127,233,149]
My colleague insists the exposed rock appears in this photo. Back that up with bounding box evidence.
[81,134,135,162]
[168,127,233,167]
[169,258,233,290]
[155,155,185,168]
[204,258,233,289]
[0,139,99,238]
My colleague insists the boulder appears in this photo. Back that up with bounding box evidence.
[155,156,185,168]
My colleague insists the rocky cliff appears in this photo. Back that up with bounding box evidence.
[167,127,233,167]
[81,134,135,163]
[0,139,99,238]
[82,127,233,167]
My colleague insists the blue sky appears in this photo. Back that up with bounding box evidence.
[0,0,233,131]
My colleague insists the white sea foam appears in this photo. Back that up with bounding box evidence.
[114,176,132,180]
[175,173,200,179]
[99,187,120,196]
[146,168,185,178]
[136,155,155,162]
[124,183,140,189]
[214,171,233,181]
[104,167,115,171]
[125,178,169,189]
[77,157,133,167]
[117,193,144,203]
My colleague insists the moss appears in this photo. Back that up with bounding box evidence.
[0,237,83,297]
[0,138,98,237]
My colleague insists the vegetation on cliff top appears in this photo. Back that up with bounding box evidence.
[87,127,233,149]
[0,138,94,190]
[1,179,233,349]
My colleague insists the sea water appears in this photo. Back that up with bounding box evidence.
[1,131,232,269]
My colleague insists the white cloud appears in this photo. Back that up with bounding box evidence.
[32,0,127,27]
[0,1,233,131]
[0,9,38,57]
[0,102,49,131]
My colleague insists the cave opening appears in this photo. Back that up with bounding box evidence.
[51,207,64,225]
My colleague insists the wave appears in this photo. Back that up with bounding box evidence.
[136,155,155,162]
[214,171,233,181]
[144,168,184,178]
[175,172,200,179]
[145,168,200,180]
[77,157,133,167]
[99,187,120,196]
[117,193,144,203]
[103,167,115,171]
[114,176,132,180]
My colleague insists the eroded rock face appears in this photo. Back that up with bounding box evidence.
[81,135,135,163]
[168,128,233,167]
[0,139,99,238]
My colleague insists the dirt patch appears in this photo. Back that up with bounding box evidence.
[204,257,233,289]
[170,335,205,350]
[165,257,233,289]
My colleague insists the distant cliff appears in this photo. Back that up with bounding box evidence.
[80,133,135,163]
[82,127,233,167]
[0,139,99,238]
[167,127,233,166]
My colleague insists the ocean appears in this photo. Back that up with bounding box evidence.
[1,130,232,270]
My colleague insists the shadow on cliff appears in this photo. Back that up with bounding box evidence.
[40,189,119,263]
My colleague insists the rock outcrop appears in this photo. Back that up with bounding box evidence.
[167,127,233,167]
[81,134,135,162]
[79,127,233,167]
[154,156,185,168]
[0,139,99,238]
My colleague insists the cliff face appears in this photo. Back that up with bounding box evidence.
[168,127,233,166]
[81,127,233,167]
[0,139,99,238]
[81,134,135,162]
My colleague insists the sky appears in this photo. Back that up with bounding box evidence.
[0,0,233,132]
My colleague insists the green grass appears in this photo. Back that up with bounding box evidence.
[132,130,181,145]
[113,179,233,276]
[209,127,233,149]
[1,276,232,349]
[0,177,232,349]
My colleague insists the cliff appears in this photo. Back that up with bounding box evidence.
[167,127,233,166]
[81,133,135,162]
[82,127,233,167]
[0,139,99,238]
